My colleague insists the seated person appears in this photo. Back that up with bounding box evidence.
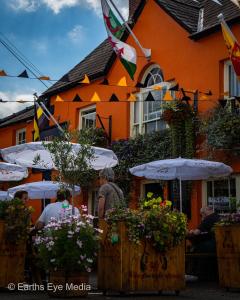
[14,190,29,203]
[187,206,220,253]
[35,189,79,230]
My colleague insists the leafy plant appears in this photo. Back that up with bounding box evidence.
[105,199,187,253]
[201,105,240,150]
[217,213,240,226]
[0,198,33,244]
[35,205,101,273]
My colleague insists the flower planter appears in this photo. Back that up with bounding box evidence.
[48,270,90,298]
[215,225,240,289]
[0,221,26,288]
[98,220,185,295]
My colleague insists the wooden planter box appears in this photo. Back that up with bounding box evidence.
[0,221,26,288]
[48,270,89,298]
[98,220,185,294]
[215,225,240,289]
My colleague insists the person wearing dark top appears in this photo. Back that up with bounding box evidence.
[187,206,220,253]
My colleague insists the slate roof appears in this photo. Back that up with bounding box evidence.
[40,0,240,96]
[0,106,34,128]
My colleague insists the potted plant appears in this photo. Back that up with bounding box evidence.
[98,193,187,295]
[35,205,101,297]
[215,213,240,289]
[0,198,33,287]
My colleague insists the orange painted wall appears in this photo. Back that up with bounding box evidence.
[1,0,240,226]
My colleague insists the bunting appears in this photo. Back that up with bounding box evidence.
[55,95,64,102]
[101,0,137,80]
[219,14,240,78]
[0,70,7,76]
[80,74,90,84]
[163,90,173,101]
[73,94,82,102]
[117,76,127,86]
[128,93,136,102]
[91,92,101,102]
[39,76,50,80]
[18,70,29,78]
[109,94,119,102]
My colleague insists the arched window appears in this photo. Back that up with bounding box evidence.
[131,65,172,136]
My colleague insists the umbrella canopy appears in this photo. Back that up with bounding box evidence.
[1,142,118,170]
[0,162,28,181]
[129,158,233,181]
[129,158,233,212]
[0,191,10,201]
[8,181,81,199]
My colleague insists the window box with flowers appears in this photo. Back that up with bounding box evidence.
[215,213,240,289]
[35,206,102,297]
[98,193,187,295]
[0,198,33,287]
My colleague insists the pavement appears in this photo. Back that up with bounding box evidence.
[0,282,239,300]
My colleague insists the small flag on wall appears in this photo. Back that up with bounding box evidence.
[55,95,64,102]
[18,70,29,78]
[73,94,82,102]
[80,74,90,84]
[128,93,136,101]
[91,92,101,102]
[117,76,127,87]
[0,70,7,76]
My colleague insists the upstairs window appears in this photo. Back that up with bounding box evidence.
[131,65,174,136]
[224,60,240,97]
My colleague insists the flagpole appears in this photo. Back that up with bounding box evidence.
[107,0,151,60]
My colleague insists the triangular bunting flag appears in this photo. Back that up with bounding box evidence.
[153,85,162,91]
[128,93,136,102]
[135,82,144,88]
[100,78,109,85]
[61,74,70,82]
[39,76,50,80]
[163,90,173,101]
[117,76,127,87]
[18,70,29,78]
[109,94,119,102]
[199,94,209,101]
[73,94,82,102]
[91,92,101,102]
[56,95,64,102]
[0,70,7,76]
[145,92,155,102]
[169,82,179,91]
[81,74,90,84]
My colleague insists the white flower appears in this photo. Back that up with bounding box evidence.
[86,258,93,263]
[77,240,83,248]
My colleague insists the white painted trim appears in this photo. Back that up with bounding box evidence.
[224,60,231,97]
[78,105,96,130]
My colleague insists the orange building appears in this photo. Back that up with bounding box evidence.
[1,0,240,227]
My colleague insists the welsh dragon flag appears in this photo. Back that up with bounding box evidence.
[101,0,137,80]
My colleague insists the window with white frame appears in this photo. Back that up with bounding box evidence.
[131,66,174,136]
[16,128,26,145]
[224,60,240,97]
[79,106,96,129]
[206,178,236,212]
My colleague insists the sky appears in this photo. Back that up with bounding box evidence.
[0,0,129,118]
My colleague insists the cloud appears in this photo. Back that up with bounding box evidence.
[32,40,48,54]
[0,91,33,118]
[8,0,129,19]
[9,0,39,12]
[67,25,85,44]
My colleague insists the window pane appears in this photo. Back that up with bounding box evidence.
[81,109,96,129]
[229,64,240,96]
[145,121,157,133]
[134,101,140,124]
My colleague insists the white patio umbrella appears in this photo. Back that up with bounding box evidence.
[0,162,28,181]
[129,158,233,212]
[1,142,118,170]
[8,181,81,200]
[0,190,10,201]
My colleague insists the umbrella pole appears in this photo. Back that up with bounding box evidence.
[71,184,75,215]
[179,178,183,213]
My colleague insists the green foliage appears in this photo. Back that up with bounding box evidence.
[0,198,33,244]
[35,208,101,273]
[141,192,172,210]
[110,130,172,199]
[163,100,196,158]
[105,205,187,253]
[202,105,240,150]
[79,127,109,148]
[34,129,97,188]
